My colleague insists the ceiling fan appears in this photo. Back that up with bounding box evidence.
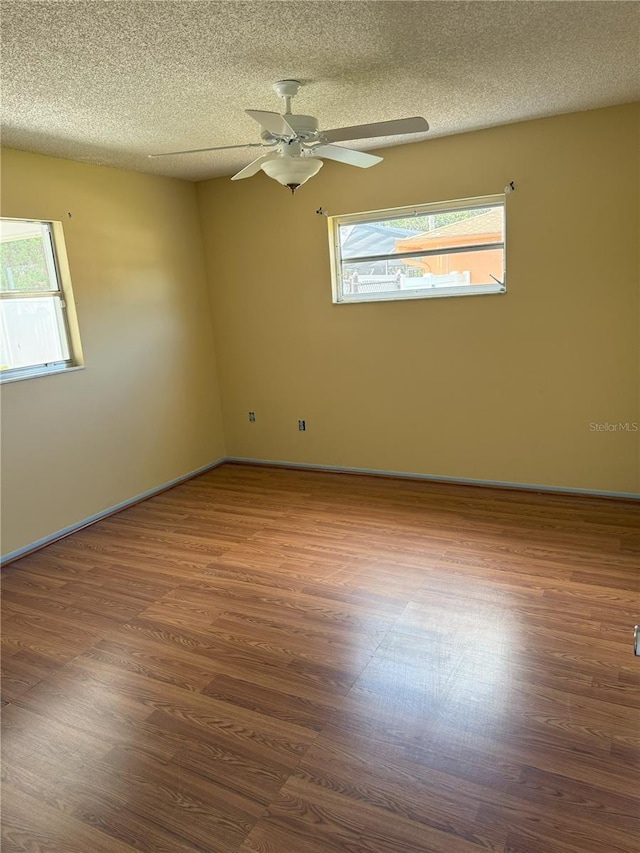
[150,80,430,193]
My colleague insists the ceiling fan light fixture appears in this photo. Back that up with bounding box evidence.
[261,156,323,192]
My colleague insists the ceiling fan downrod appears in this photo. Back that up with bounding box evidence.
[272,79,302,115]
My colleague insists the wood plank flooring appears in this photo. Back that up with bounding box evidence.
[1,463,639,853]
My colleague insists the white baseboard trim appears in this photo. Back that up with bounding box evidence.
[227,457,640,501]
[1,458,227,566]
[4,454,637,566]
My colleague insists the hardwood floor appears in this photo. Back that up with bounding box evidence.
[1,463,639,853]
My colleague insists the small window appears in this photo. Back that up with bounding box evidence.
[329,195,506,304]
[0,218,82,381]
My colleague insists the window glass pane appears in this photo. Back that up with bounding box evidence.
[339,221,420,261]
[340,245,504,297]
[0,296,70,371]
[0,220,57,292]
[339,206,503,261]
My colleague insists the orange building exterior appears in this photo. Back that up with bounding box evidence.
[394,208,503,284]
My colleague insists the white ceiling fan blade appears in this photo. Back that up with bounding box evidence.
[322,116,429,144]
[246,110,295,138]
[312,144,383,168]
[149,142,268,158]
[231,151,280,181]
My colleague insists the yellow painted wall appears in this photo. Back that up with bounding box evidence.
[198,104,639,494]
[1,104,637,559]
[1,149,226,556]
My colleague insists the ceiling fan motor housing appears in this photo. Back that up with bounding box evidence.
[261,114,319,144]
[286,114,319,140]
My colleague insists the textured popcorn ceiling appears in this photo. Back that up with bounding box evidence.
[2,1,639,182]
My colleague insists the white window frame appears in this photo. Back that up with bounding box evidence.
[329,195,507,304]
[0,218,83,383]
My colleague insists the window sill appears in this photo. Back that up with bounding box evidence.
[335,283,506,304]
[0,365,85,385]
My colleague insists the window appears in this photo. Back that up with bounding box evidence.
[329,195,506,304]
[0,218,82,381]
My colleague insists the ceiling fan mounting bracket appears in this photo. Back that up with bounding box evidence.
[273,80,302,99]
[273,80,302,115]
